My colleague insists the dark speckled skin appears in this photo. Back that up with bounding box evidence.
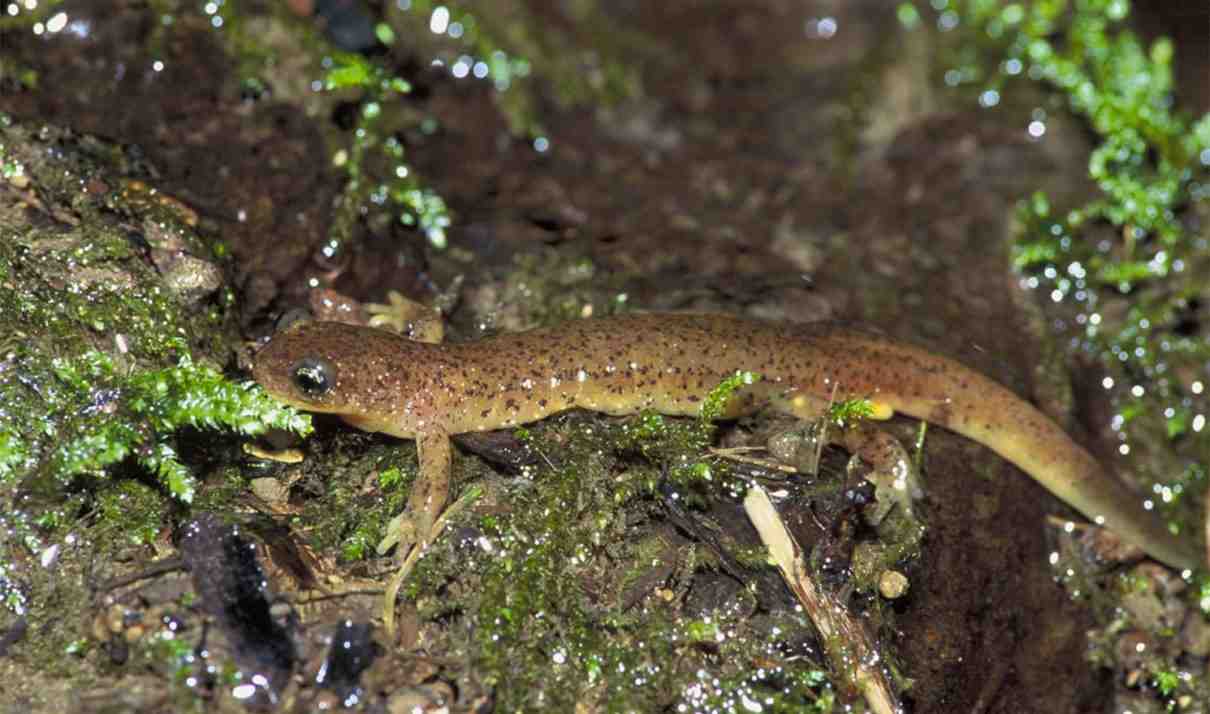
[252,313,1200,570]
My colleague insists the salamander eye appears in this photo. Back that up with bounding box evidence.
[290,357,335,398]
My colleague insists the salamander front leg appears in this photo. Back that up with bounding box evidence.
[377,431,453,561]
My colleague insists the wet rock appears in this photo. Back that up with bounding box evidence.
[242,270,280,328]
[878,570,910,600]
[316,621,379,706]
[179,513,298,701]
[314,0,380,52]
[156,252,224,305]
[683,572,746,617]
[767,425,823,473]
[1119,563,1188,632]
[0,617,28,657]
[386,683,455,714]
[1114,690,1169,714]
[1080,524,1146,566]
[250,476,291,507]
[1181,612,1210,657]
[1115,629,1161,674]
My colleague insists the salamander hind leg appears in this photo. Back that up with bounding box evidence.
[366,290,446,343]
[767,391,921,523]
[835,421,922,523]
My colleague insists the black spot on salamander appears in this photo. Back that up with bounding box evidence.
[687,396,700,403]
[506,399,518,411]
[480,409,490,418]
[538,399,548,407]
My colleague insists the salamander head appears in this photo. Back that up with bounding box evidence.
[252,321,430,437]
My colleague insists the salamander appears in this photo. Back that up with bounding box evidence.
[251,312,1201,571]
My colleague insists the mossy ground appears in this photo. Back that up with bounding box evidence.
[0,0,1208,711]
[0,117,309,708]
[394,408,845,711]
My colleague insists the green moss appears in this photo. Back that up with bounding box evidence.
[901,0,1208,286]
[825,398,877,428]
[285,440,417,563]
[320,51,453,251]
[1152,668,1180,696]
[903,0,1209,260]
[0,316,308,504]
[700,370,762,423]
[93,480,171,547]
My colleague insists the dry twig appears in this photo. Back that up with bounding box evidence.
[744,484,901,714]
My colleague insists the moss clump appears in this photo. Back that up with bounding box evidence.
[899,0,1209,290]
[92,480,171,547]
[321,51,453,250]
[26,351,310,502]
[901,0,1209,260]
[825,398,877,427]
[700,370,762,423]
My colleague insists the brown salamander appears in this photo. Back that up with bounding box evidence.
[251,313,1201,570]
